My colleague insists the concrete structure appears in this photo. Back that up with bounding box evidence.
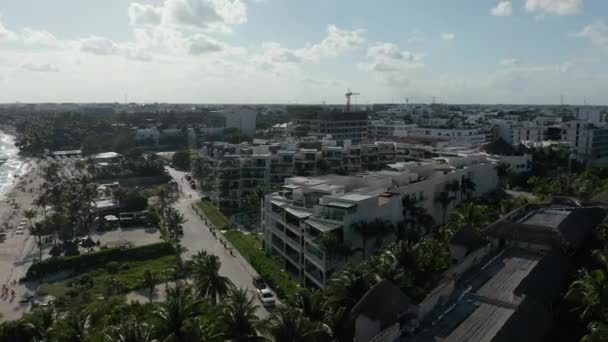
[262,154,499,289]
[369,120,411,138]
[215,107,258,136]
[412,204,607,342]
[292,111,368,143]
[407,127,488,147]
[559,121,608,166]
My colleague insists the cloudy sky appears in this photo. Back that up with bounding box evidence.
[0,0,606,104]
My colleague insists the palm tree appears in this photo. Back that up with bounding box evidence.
[434,190,454,225]
[460,177,476,201]
[221,288,265,342]
[25,304,60,342]
[324,268,373,311]
[142,270,157,304]
[568,267,608,321]
[447,180,460,202]
[352,221,373,260]
[447,203,490,240]
[315,232,352,263]
[165,208,186,251]
[191,253,234,305]
[57,312,92,342]
[495,163,511,190]
[292,290,325,323]
[155,282,202,342]
[265,306,327,342]
[582,320,608,342]
[105,316,157,342]
[24,209,43,260]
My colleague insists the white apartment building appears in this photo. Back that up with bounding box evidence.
[262,155,499,288]
[510,124,545,145]
[368,120,411,138]
[560,121,608,166]
[407,127,489,147]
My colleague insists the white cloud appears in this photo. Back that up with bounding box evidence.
[362,42,424,72]
[252,25,365,72]
[524,0,582,15]
[129,3,162,26]
[491,1,513,16]
[499,58,520,66]
[573,21,608,51]
[0,19,17,41]
[129,0,246,32]
[21,28,65,48]
[299,25,366,61]
[80,36,120,55]
[186,33,224,54]
[441,33,455,41]
[21,62,60,73]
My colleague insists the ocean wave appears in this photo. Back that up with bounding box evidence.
[0,131,27,200]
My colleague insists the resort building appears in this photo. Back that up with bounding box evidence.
[261,154,499,289]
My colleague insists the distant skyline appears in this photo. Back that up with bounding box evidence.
[0,0,607,105]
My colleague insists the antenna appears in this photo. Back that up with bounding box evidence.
[560,94,564,106]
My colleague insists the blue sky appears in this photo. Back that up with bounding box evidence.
[0,0,606,104]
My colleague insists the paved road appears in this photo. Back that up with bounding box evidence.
[165,167,273,317]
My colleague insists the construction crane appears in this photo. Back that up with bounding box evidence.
[345,89,360,112]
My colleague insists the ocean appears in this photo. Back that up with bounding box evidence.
[0,131,26,199]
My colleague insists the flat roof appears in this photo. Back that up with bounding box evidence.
[91,152,121,159]
[305,218,342,233]
[337,193,374,202]
[284,207,312,219]
[416,249,543,342]
[52,150,82,156]
[520,209,569,228]
[327,202,356,209]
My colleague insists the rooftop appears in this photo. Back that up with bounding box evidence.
[416,248,569,342]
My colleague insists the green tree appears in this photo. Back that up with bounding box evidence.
[221,288,265,342]
[265,306,327,342]
[172,150,192,171]
[155,282,202,342]
[495,163,511,190]
[142,270,157,304]
[434,190,454,225]
[104,315,157,342]
[191,252,234,305]
[460,177,476,200]
[24,209,43,260]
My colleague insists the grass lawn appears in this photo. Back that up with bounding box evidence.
[224,230,300,300]
[38,254,178,298]
[196,200,230,229]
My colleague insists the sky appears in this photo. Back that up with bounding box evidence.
[0,0,607,105]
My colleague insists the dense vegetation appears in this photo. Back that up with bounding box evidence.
[195,200,230,229]
[26,242,175,280]
[224,230,301,300]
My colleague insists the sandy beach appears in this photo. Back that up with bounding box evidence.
[0,157,45,321]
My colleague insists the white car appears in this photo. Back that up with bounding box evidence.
[257,288,276,308]
[15,229,24,235]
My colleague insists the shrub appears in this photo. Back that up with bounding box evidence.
[224,231,300,300]
[26,242,174,280]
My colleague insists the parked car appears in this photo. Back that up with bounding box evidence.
[189,181,197,189]
[15,228,24,235]
[252,276,268,290]
[185,173,192,181]
[257,288,276,307]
